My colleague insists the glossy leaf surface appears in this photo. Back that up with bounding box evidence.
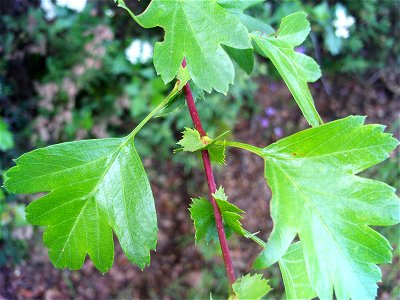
[252,116,399,299]
[4,137,157,272]
[251,12,322,127]
[135,0,252,94]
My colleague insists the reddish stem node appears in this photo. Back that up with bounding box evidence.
[182,61,236,288]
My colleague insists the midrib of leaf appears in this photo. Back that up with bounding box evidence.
[277,15,300,39]
[119,155,146,263]
[52,138,135,265]
[267,39,317,117]
[55,199,90,265]
[9,141,121,187]
[279,261,298,299]
[168,2,179,70]
[180,2,209,81]
[266,144,390,163]
[303,184,392,223]
[262,120,344,154]
[268,158,364,286]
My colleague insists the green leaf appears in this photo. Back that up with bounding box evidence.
[156,81,205,118]
[189,197,215,243]
[218,0,275,34]
[177,65,190,90]
[176,128,228,164]
[223,46,254,75]
[231,273,271,300]
[276,12,310,47]
[176,127,204,153]
[0,118,14,151]
[129,0,252,94]
[217,0,264,11]
[4,137,157,272]
[213,187,245,236]
[279,242,316,300]
[189,187,245,243]
[251,116,399,299]
[251,12,322,127]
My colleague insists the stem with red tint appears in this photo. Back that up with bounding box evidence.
[182,62,236,288]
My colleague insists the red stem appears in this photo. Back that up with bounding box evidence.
[182,61,236,288]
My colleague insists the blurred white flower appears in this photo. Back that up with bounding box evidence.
[335,27,350,39]
[105,8,115,18]
[40,0,87,20]
[56,0,87,12]
[40,0,57,20]
[125,39,153,64]
[333,5,355,39]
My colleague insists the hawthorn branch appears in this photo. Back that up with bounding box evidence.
[182,60,236,288]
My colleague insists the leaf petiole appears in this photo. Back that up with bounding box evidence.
[224,141,263,156]
[243,229,266,248]
[127,82,180,140]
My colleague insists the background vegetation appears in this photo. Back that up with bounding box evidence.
[1,0,399,299]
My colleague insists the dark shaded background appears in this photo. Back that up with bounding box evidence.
[0,0,399,299]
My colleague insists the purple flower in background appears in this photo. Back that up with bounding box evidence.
[269,82,278,92]
[274,127,283,137]
[260,117,270,128]
[295,46,306,54]
[265,107,277,117]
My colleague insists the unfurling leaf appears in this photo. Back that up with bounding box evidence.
[250,116,399,299]
[251,12,323,127]
[279,242,316,300]
[231,273,271,300]
[189,187,245,243]
[176,128,205,153]
[4,137,158,272]
[176,128,228,164]
[130,0,252,94]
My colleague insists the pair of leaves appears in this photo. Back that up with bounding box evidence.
[4,137,157,272]
[237,116,399,299]
[189,187,244,243]
[189,187,271,299]
[176,128,228,164]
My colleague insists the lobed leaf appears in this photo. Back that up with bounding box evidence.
[252,116,399,299]
[133,0,252,94]
[176,128,228,164]
[231,273,271,300]
[4,137,157,272]
[251,12,322,127]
